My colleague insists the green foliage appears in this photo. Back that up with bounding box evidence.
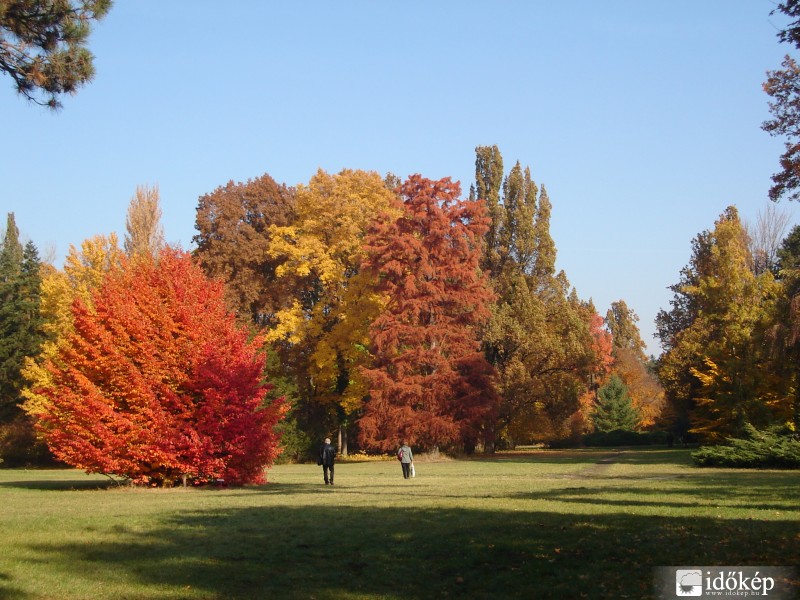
[583,429,668,447]
[591,375,641,433]
[475,146,600,447]
[0,215,45,426]
[0,0,112,108]
[692,424,800,469]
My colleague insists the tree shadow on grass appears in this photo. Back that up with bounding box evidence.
[510,467,800,512]
[0,572,30,600]
[511,484,799,513]
[0,478,117,491]
[22,503,800,599]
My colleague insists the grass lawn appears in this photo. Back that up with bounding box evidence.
[0,448,798,599]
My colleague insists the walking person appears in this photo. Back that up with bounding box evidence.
[397,441,413,479]
[319,437,336,485]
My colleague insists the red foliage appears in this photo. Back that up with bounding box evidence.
[359,175,498,451]
[588,310,614,378]
[37,249,285,485]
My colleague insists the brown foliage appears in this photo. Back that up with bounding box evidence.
[193,173,296,326]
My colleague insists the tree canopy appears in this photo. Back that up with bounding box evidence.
[359,175,497,452]
[35,248,285,485]
[0,0,112,108]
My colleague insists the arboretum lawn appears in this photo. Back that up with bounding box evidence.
[0,449,798,600]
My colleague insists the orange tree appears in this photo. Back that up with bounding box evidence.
[35,248,285,485]
[359,175,497,452]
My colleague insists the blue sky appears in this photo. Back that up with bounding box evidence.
[0,1,796,355]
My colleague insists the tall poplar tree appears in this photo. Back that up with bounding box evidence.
[473,147,598,446]
[124,184,165,260]
[360,175,497,452]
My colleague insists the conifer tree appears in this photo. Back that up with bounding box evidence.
[0,216,44,422]
[0,0,112,108]
[359,175,497,452]
[0,215,46,464]
[591,375,641,432]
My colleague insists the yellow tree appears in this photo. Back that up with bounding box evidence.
[22,234,122,416]
[660,207,786,442]
[266,169,398,452]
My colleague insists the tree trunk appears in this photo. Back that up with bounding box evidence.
[338,424,348,457]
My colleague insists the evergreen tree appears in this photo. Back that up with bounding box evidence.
[591,375,640,432]
[0,214,41,421]
[0,0,112,108]
[0,215,46,464]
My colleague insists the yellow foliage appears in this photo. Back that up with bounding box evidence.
[21,234,122,417]
[266,169,399,417]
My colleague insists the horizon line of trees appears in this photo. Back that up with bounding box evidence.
[8,144,799,479]
[0,146,668,475]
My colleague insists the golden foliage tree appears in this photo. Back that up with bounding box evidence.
[266,169,399,450]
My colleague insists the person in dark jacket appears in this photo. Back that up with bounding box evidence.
[319,437,336,485]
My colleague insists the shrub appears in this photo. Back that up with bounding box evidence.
[583,429,668,447]
[692,424,800,469]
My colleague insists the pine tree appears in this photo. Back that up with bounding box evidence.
[0,215,47,464]
[0,0,112,109]
[591,375,640,432]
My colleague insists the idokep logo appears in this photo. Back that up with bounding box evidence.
[654,566,797,599]
[675,570,703,596]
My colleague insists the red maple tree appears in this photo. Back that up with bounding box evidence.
[359,175,497,452]
[36,248,285,485]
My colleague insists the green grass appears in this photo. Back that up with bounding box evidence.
[0,448,798,599]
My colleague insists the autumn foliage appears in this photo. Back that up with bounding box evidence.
[359,175,497,451]
[35,248,285,485]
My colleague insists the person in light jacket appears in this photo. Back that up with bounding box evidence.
[319,438,336,485]
[398,441,413,479]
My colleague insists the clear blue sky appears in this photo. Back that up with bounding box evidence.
[1,1,796,355]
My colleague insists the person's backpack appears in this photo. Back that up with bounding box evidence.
[397,449,404,461]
